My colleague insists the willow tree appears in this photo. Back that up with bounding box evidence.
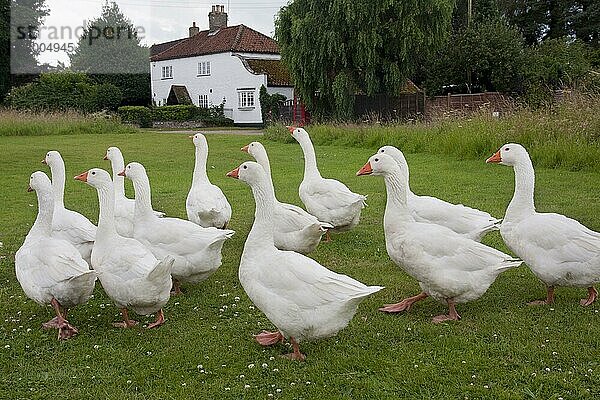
[275,0,455,118]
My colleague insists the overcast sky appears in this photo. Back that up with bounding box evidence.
[37,0,289,66]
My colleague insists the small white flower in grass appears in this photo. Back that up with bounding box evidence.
[276,389,282,393]
[222,364,226,367]
[174,302,180,306]
[545,368,551,372]
[290,383,295,386]
[248,363,255,369]
[235,296,240,301]
[127,380,132,384]
[5,345,10,349]
[471,375,476,379]
[483,385,489,389]
[273,368,279,372]
[269,356,275,361]
[550,308,555,311]
[197,364,203,370]
[271,384,275,388]
[244,384,250,389]
[407,327,411,331]
[552,351,557,356]
[225,387,230,391]
[531,373,536,377]
[146,351,152,356]
[26,328,31,333]
[414,365,418,368]
[262,363,268,368]
[268,394,273,398]
[588,369,593,373]
[249,306,255,310]
[212,326,217,330]
[306,381,311,385]
[239,374,245,378]
[461,360,466,364]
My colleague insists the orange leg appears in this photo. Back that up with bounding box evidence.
[50,298,78,340]
[147,309,165,329]
[112,308,139,328]
[432,299,461,324]
[379,292,428,313]
[282,336,305,361]
[528,286,555,306]
[580,287,597,307]
[254,330,284,346]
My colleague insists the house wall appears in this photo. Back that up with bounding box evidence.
[151,52,283,124]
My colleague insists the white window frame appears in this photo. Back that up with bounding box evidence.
[161,65,173,79]
[197,61,211,76]
[237,89,255,109]
[198,94,209,108]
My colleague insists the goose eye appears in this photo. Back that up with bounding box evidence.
[91,171,96,175]
[243,165,247,169]
[504,147,510,151]
[374,158,379,162]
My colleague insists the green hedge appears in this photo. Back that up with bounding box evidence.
[118,104,233,127]
[6,72,122,113]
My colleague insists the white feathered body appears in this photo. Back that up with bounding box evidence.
[299,176,366,232]
[501,213,600,288]
[92,235,173,315]
[134,215,234,284]
[272,201,332,254]
[186,182,232,229]
[16,235,96,308]
[51,207,96,266]
[240,243,382,342]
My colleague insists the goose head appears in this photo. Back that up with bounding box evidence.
[241,141,266,158]
[104,146,123,162]
[190,132,208,149]
[226,161,266,186]
[28,171,52,193]
[74,168,112,189]
[288,126,310,143]
[486,143,529,166]
[42,150,63,168]
[357,153,404,178]
[378,146,408,169]
[119,162,147,181]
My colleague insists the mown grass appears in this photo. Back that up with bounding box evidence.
[1,132,600,399]
[0,109,138,137]
[267,95,600,172]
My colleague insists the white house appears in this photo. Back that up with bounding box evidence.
[150,5,294,125]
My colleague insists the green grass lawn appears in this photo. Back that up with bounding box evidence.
[1,132,600,399]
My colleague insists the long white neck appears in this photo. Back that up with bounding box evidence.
[49,159,65,208]
[247,176,276,247]
[382,170,411,231]
[95,182,118,239]
[298,136,321,178]
[192,145,209,185]
[506,157,536,220]
[253,150,277,199]
[110,155,126,198]
[131,173,156,219]
[29,187,54,238]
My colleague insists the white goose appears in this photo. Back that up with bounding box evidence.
[186,133,232,229]
[378,146,500,241]
[43,150,96,265]
[227,161,382,360]
[487,143,600,306]
[16,172,96,340]
[242,141,332,254]
[103,146,164,237]
[75,168,173,328]
[358,154,521,322]
[122,162,234,295]
[289,127,366,241]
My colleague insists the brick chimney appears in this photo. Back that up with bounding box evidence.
[209,5,227,33]
[189,21,199,37]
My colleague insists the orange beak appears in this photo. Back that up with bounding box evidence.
[27,185,33,192]
[74,171,88,182]
[486,150,502,164]
[356,162,373,176]
[41,159,47,164]
[103,154,108,160]
[287,126,295,134]
[226,167,240,179]
[117,170,125,177]
[241,144,249,153]
[189,135,194,139]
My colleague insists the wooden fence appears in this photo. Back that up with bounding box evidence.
[354,93,425,121]
[426,92,512,114]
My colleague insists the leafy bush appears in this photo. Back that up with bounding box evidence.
[118,106,152,128]
[259,85,287,123]
[151,105,200,122]
[0,109,138,136]
[6,72,122,113]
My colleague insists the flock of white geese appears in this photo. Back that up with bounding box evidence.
[15,126,600,360]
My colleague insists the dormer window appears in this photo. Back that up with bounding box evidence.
[161,65,173,79]
[198,61,211,76]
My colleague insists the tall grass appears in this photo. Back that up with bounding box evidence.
[266,94,600,172]
[0,109,139,136]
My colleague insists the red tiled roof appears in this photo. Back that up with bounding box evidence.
[150,25,279,62]
[150,38,187,57]
[244,58,292,87]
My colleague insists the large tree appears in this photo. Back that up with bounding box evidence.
[275,0,454,118]
[69,1,149,105]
